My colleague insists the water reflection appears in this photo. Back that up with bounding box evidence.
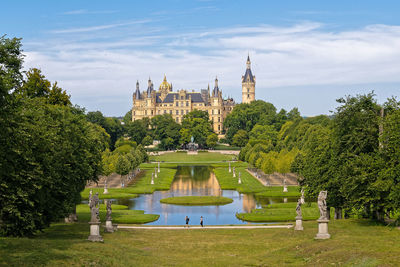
[116,166,296,225]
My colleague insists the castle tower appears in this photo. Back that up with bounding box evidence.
[242,55,255,103]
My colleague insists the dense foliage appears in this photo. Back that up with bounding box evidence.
[0,37,107,236]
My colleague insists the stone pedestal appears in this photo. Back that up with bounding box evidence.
[187,151,198,155]
[283,186,288,192]
[103,188,108,194]
[88,222,103,242]
[105,220,114,233]
[295,216,303,231]
[315,219,330,239]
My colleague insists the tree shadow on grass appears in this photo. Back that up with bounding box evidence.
[0,223,90,266]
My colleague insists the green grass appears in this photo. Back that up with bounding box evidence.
[160,196,233,206]
[213,144,241,150]
[76,204,159,224]
[149,151,236,162]
[213,167,265,193]
[126,166,177,194]
[1,220,400,266]
[80,188,138,200]
[256,186,301,197]
[236,202,320,222]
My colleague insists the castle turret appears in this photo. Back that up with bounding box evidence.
[134,80,140,99]
[242,55,255,103]
[213,77,219,97]
[147,77,153,96]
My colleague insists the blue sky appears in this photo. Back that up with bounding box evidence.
[1,0,400,116]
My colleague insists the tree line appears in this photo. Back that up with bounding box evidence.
[230,95,400,221]
[88,109,218,151]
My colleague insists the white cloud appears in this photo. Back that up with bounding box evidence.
[23,22,400,116]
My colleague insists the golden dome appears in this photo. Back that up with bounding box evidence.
[159,74,172,92]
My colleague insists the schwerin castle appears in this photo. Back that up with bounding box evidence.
[132,55,255,137]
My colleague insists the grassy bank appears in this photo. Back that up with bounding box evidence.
[149,151,236,162]
[213,167,265,193]
[80,188,138,200]
[1,220,399,266]
[236,202,320,222]
[160,196,233,206]
[256,186,301,197]
[127,166,177,193]
[76,204,159,224]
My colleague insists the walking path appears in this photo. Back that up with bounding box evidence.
[118,224,293,230]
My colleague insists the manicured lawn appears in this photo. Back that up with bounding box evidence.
[76,204,159,224]
[160,196,233,206]
[80,187,137,200]
[256,186,301,197]
[1,220,399,266]
[127,166,177,193]
[213,167,265,193]
[236,202,320,222]
[149,151,236,162]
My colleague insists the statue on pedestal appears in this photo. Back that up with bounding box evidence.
[89,193,100,223]
[318,191,328,220]
[295,198,304,231]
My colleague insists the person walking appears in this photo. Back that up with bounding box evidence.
[200,216,204,227]
[185,216,190,228]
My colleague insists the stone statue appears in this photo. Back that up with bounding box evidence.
[106,200,112,221]
[88,189,93,206]
[296,198,302,217]
[300,188,305,204]
[191,136,194,143]
[283,179,288,192]
[89,192,100,223]
[317,191,328,220]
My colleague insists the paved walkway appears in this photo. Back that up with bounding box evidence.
[118,225,293,230]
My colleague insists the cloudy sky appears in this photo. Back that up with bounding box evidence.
[2,0,400,116]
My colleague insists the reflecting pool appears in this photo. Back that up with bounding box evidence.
[116,166,296,225]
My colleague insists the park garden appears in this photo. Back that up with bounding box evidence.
[1,36,400,266]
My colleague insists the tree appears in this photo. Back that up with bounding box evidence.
[206,133,218,149]
[232,130,248,147]
[15,68,71,106]
[87,111,124,150]
[125,120,147,144]
[0,37,105,236]
[123,109,132,124]
[115,155,131,181]
[151,114,181,149]
[181,110,213,148]
[224,100,277,144]
[142,135,153,146]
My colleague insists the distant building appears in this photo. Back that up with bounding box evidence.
[131,56,255,136]
[242,54,256,104]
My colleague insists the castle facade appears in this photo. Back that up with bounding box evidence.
[131,56,255,136]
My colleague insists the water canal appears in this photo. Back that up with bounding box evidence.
[117,166,296,225]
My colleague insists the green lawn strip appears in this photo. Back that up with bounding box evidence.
[149,151,236,162]
[80,188,137,200]
[126,167,177,194]
[213,167,265,193]
[76,204,159,224]
[1,219,399,266]
[160,196,233,206]
[236,202,320,222]
[256,186,301,197]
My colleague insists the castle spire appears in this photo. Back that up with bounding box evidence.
[246,54,251,69]
[213,77,219,97]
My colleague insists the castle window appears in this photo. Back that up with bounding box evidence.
[248,94,250,98]
[186,110,188,114]
[186,101,189,106]
[176,102,178,107]
[212,110,214,115]
[218,125,220,131]
[176,118,179,123]
[181,110,184,115]
[247,88,249,93]
[176,110,179,115]
[218,117,220,122]
[164,110,166,114]
[218,109,220,115]
[133,111,135,116]
[151,110,153,115]
[145,110,147,115]
[158,110,160,114]
[169,110,172,114]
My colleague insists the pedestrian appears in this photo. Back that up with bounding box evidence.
[200,216,203,227]
[185,216,190,228]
